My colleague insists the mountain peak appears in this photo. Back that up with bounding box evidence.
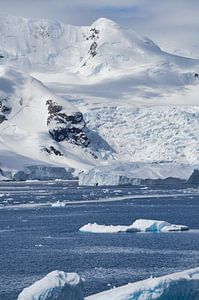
[91,17,119,28]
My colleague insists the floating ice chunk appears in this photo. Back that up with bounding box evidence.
[79,223,139,233]
[86,267,199,300]
[80,219,189,234]
[132,219,189,232]
[17,270,84,300]
[51,200,66,207]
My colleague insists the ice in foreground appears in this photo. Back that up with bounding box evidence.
[17,270,84,300]
[79,219,189,233]
[17,267,199,300]
[87,267,199,300]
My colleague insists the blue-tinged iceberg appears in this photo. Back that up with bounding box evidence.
[79,219,189,234]
[87,267,199,300]
[17,270,84,300]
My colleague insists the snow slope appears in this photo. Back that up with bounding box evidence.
[0,65,109,174]
[0,13,198,81]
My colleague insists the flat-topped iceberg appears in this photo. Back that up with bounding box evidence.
[17,270,84,300]
[79,223,139,233]
[79,219,189,233]
[87,267,199,300]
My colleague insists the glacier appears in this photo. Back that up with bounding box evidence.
[0,14,199,179]
[79,163,194,186]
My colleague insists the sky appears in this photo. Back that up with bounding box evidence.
[0,0,198,57]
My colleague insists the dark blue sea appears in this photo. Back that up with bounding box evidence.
[0,181,199,299]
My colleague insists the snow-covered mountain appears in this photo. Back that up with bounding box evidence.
[0,14,199,180]
[0,13,198,80]
[0,65,114,176]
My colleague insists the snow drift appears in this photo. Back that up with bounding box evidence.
[79,219,189,233]
[87,267,199,300]
[17,270,84,300]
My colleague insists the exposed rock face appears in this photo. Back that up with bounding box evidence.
[46,100,89,147]
[187,169,199,184]
[43,146,64,156]
[0,98,11,123]
[89,42,97,57]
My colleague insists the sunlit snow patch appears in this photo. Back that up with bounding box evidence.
[79,219,189,233]
[17,270,84,300]
[79,223,139,233]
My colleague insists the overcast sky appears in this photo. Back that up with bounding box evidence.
[0,0,198,56]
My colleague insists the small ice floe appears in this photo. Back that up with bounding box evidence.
[35,244,43,248]
[79,219,189,234]
[17,270,84,300]
[51,200,66,207]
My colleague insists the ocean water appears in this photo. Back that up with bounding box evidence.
[0,181,199,299]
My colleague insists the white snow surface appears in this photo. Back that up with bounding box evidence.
[17,270,84,300]
[131,219,189,232]
[79,219,189,233]
[87,267,199,300]
[79,223,139,234]
[51,201,66,207]
[1,14,199,178]
[0,65,101,174]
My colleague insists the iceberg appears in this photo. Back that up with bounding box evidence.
[79,219,189,234]
[87,267,199,300]
[17,270,84,300]
[79,223,139,234]
[131,219,189,232]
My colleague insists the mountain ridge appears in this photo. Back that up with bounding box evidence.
[0,14,199,180]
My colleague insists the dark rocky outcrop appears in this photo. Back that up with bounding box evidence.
[0,114,6,124]
[46,100,89,147]
[89,42,97,57]
[0,98,11,123]
[187,169,199,184]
